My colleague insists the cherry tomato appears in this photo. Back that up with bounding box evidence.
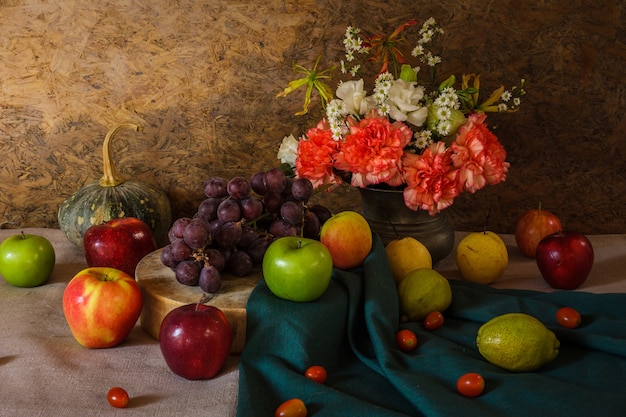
[304,365,327,384]
[556,306,582,328]
[107,386,130,408]
[275,398,307,417]
[456,373,485,398]
[424,311,445,330]
[395,329,418,351]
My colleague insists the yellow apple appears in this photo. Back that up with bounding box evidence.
[455,231,508,284]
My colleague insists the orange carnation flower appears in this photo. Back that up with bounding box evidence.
[402,141,459,215]
[450,113,510,193]
[295,120,342,188]
[334,111,413,188]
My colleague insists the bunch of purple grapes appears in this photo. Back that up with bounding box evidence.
[159,168,332,293]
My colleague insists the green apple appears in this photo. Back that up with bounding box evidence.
[262,236,333,302]
[0,232,56,287]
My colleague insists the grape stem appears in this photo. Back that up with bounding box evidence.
[299,201,307,237]
[243,212,272,228]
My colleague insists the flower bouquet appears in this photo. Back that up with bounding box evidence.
[276,18,525,216]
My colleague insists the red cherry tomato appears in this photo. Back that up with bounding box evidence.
[107,386,129,408]
[304,365,327,384]
[424,311,445,330]
[395,329,418,351]
[456,373,485,398]
[275,398,307,417]
[556,306,582,328]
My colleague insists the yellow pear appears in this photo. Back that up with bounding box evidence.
[385,237,433,283]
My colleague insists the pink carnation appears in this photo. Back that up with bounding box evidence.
[334,111,413,188]
[450,113,510,193]
[402,141,459,215]
[295,120,342,188]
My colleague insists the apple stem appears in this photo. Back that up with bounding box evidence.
[20,231,26,239]
[483,208,492,234]
[296,238,303,249]
[197,293,214,310]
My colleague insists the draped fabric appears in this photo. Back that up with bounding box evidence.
[237,235,626,416]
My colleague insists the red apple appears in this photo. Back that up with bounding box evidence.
[63,267,143,348]
[159,303,232,380]
[514,204,562,258]
[83,217,157,276]
[262,236,333,302]
[320,211,372,269]
[536,231,594,290]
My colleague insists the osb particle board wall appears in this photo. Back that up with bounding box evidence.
[1,0,625,234]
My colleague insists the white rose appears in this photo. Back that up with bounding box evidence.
[387,79,428,127]
[277,134,299,166]
[335,79,372,116]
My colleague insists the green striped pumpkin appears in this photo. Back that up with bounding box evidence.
[58,124,171,248]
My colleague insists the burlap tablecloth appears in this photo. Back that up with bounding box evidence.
[1,228,624,416]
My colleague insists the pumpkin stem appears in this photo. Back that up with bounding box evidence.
[99,123,143,187]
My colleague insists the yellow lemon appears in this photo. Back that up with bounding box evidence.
[397,268,452,321]
[455,231,508,284]
[385,237,433,283]
[476,313,560,372]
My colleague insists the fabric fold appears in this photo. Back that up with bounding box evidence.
[237,234,626,416]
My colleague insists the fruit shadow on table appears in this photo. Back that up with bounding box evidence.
[237,234,626,417]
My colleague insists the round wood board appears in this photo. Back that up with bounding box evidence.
[136,248,262,354]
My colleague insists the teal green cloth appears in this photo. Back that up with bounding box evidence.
[237,235,626,416]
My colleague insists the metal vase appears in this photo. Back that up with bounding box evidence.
[359,187,455,263]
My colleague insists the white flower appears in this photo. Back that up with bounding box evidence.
[277,134,299,166]
[378,101,391,116]
[385,79,428,127]
[327,99,352,140]
[437,120,452,136]
[413,130,433,149]
[426,55,442,67]
[436,106,451,120]
[411,44,424,57]
[335,79,371,116]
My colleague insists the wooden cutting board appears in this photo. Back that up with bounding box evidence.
[135,248,262,354]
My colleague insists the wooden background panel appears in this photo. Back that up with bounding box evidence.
[1,0,625,235]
